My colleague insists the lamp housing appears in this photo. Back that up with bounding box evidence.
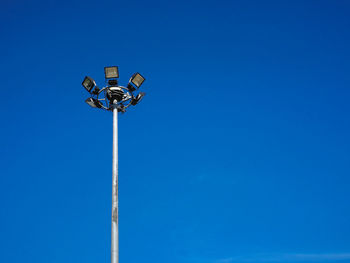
[82,76,96,93]
[131,92,145,105]
[104,66,119,79]
[85,97,102,108]
[129,73,145,88]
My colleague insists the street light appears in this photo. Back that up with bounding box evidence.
[82,66,146,263]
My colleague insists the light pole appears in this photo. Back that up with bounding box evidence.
[82,66,146,263]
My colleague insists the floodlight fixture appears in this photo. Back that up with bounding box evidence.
[130,72,145,88]
[105,66,119,79]
[131,92,146,105]
[82,76,96,92]
[85,97,102,108]
[82,68,146,112]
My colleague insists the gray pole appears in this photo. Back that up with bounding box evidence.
[82,67,146,263]
[111,103,119,263]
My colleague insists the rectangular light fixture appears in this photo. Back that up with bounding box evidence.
[85,97,102,108]
[104,66,119,79]
[82,76,96,92]
[130,73,145,88]
[130,72,145,88]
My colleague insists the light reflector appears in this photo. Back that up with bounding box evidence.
[130,73,145,88]
[104,66,119,79]
[82,76,96,92]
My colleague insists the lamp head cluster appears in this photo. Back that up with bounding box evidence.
[82,66,146,112]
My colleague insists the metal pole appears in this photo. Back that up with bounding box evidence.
[111,103,119,263]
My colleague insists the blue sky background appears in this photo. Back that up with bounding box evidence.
[1,0,350,262]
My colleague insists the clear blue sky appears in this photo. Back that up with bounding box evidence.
[1,0,350,263]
